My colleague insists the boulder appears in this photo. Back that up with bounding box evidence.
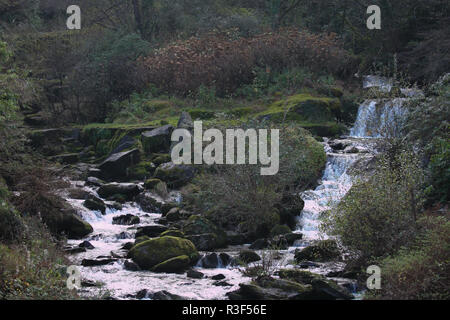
[129,236,199,270]
[124,260,141,271]
[150,290,186,300]
[98,183,142,201]
[67,188,90,200]
[160,229,185,238]
[98,149,140,180]
[187,269,204,279]
[134,236,151,246]
[187,233,220,251]
[239,250,261,263]
[42,206,93,240]
[154,162,195,188]
[270,225,292,237]
[83,198,106,215]
[81,258,117,267]
[85,176,104,187]
[249,238,269,250]
[151,255,190,273]
[109,135,136,155]
[79,241,95,249]
[141,125,174,154]
[294,240,340,262]
[165,208,181,222]
[275,193,305,229]
[135,192,164,213]
[211,274,226,280]
[227,277,314,300]
[278,269,353,300]
[135,225,168,238]
[177,112,194,130]
[183,215,227,249]
[144,178,163,190]
[112,214,140,225]
[198,253,220,269]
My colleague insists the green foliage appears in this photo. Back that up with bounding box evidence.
[366,215,450,300]
[322,149,425,260]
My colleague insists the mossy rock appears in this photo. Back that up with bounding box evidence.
[83,198,106,215]
[188,109,216,120]
[259,94,342,123]
[144,178,163,190]
[129,236,199,270]
[183,215,227,248]
[270,225,292,237]
[160,229,185,238]
[151,255,190,273]
[128,161,155,180]
[134,236,151,246]
[239,250,261,263]
[154,162,195,188]
[141,125,174,154]
[294,240,340,262]
[151,154,172,166]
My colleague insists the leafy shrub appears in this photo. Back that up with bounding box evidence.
[139,29,356,96]
[322,149,425,260]
[366,215,450,300]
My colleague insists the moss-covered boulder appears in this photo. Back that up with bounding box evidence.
[83,197,106,215]
[154,162,195,188]
[144,178,163,190]
[151,255,190,273]
[275,193,305,229]
[141,125,174,154]
[112,214,140,225]
[160,229,185,238]
[129,236,199,270]
[183,215,227,249]
[278,269,353,300]
[98,149,141,180]
[270,225,292,237]
[239,250,261,263]
[294,240,340,262]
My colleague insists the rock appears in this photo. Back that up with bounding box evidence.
[79,241,95,249]
[81,258,117,267]
[160,229,184,238]
[150,290,185,300]
[283,233,303,245]
[64,246,86,254]
[81,279,99,288]
[110,135,136,155]
[186,269,204,279]
[135,225,168,238]
[249,238,269,250]
[129,236,199,270]
[165,208,181,221]
[98,183,142,201]
[144,178,163,190]
[51,153,79,165]
[151,154,172,166]
[214,281,232,287]
[226,232,247,245]
[183,215,227,249]
[151,255,191,273]
[85,176,104,187]
[98,149,141,180]
[141,125,174,154]
[135,236,151,246]
[211,274,226,280]
[154,181,169,199]
[294,240,340,262]
[124,260,141,271]
[83,198,106,214]
[298,261,320,269]
[198,253,224,269]
[275,193,305,229]
[88,168,102,178]
[239,250,262,263]
[219,253,233,266]
[116,231,133,240]
[112,214,140,225]
[278,269,353,300]
[270,225,292,237]
[51,209,93,239]
[135,192,164,213]
[227,277,314,300]
[177,112,194,130]
[107,202,123,211]
[110,250,127,258]
[122,242,134,250]
[67,188,90,200]
[154,162,195,188]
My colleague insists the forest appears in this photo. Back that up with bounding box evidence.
[0,0,448,301]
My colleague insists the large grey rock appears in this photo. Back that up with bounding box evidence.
[154,162,195,188]
[97,183,142,201]
[99,149,140,180]
[141,125,174,154]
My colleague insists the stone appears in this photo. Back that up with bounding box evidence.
[98,149,140,180]
[294,240,340,262]
[135,225,168,238]
[112,214,140,225]
[151,255,191,273]
[154,162,195,188]
[81,258,117,267]
[98,183,142,201]
[186,269,204,279]
[239,250,261,263]
[141,125,174,154]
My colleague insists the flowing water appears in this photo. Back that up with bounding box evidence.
[64,79,409,300]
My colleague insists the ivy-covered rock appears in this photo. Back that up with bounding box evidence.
[129,236,199,270]
[183,215,227,249]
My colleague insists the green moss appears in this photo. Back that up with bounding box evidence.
[187,109,216,120]
[129,236,198,270]
[151,255,190,273]
[160,229,185,238]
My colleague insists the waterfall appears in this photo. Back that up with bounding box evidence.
[350,98,408,138]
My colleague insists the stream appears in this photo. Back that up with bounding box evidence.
[64,78,410,300]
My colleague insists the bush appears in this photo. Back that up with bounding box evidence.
[183,124,326,237]
[366,215,450,300]
[322,149,425,260]
[139,29,355,96]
